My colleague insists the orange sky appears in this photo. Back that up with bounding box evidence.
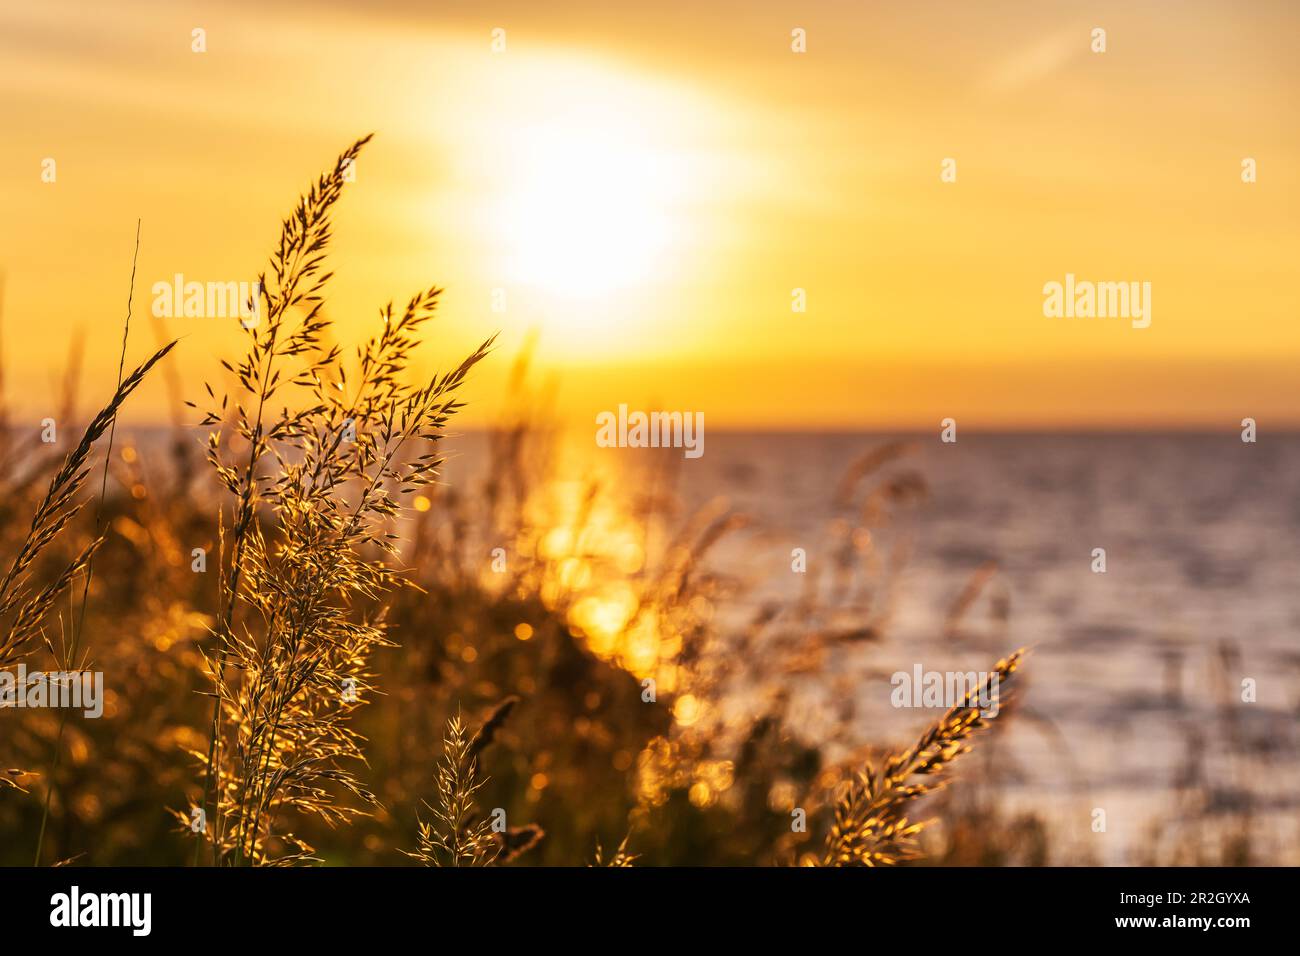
[1,0,1297,429]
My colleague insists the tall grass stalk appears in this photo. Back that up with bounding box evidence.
[31,220,143,866]
[822,648,1025,866]
[191,135,493,865]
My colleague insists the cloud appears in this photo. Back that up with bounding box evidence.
[983,29,1081,93]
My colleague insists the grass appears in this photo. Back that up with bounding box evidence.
[821,649,1024,866]
[186,135,493,865]
[404,713,501,867]
[1,136,1287,868]
[0,340,174,673]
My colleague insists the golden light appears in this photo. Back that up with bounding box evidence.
[457,53,758,355]
[673,693,702,726]
[570,585,638,656]
[491,123,679,299]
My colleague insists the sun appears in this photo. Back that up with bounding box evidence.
[492,124,679,300]
[452,53,755,352]
[467,55,709,306]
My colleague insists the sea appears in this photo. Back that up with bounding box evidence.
[546,430,1300,864]
[135,426,1300,863]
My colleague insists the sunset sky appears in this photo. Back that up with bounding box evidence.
[2,0,1297,429]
